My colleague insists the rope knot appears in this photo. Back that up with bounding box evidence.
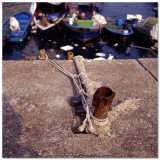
[71,74,78,79]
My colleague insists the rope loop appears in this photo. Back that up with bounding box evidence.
[78,72,88,78]
[43,55,101,133]
[90,111,109,126]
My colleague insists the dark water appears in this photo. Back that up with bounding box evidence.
[2,2,158,60]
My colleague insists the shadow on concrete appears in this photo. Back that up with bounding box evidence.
[2,94,41,158]
[66,75,87,134]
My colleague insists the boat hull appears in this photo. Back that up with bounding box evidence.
[33,14,65,34]
[32,2,66,34]
[102,23,134,43]
[65,21,102,43]
[3,11,32,43]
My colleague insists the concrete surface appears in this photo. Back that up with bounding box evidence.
[2,58,158,158]
[138,58,158,81]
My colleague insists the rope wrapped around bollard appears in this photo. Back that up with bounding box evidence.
[40,53,115,135]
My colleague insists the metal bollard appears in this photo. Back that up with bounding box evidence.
[68,51,74,60]
[92,87,115,119]
[40,49,46,60]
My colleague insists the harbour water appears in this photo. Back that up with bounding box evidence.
[2,2,158,60]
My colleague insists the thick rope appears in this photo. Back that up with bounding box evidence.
[43,54,108,133]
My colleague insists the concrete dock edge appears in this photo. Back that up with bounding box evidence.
[2,58,158,158]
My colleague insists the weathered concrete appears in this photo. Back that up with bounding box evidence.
[138,58,158,80]
[2,58,158,158]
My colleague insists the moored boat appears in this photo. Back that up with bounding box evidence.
[128,16,158,49]
[64,3,106,43]
[30,2,66,34]
[102,20,134,44]
[3,11,32,43]
[131,17,158,41]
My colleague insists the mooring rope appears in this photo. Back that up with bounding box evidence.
[43,54,108,133]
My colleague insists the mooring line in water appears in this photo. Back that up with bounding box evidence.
[130,44,153,52]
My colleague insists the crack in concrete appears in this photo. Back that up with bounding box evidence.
[136,59,158,82]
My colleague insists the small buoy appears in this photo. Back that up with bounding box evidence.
[96,52,106,57]
[68,51,74,60]
[39,49,46,60]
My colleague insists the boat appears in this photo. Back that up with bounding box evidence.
[64,3,105,43]
[30,2,66,34]
[3,11,32,43]
[128,16,158,49]
[102,19,134,44]
[132,17,158,41]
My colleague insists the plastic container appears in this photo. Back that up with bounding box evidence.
[77,20,93,27]
[117,18,123,26]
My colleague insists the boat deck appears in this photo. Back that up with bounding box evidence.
[106,21,124,32]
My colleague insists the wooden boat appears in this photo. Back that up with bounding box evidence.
[132,17,158,41]
[30,2,66,34]
[3,11,32,43]
[131,17,158,48]
[102,20,134,43]
[64,3,104,43]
